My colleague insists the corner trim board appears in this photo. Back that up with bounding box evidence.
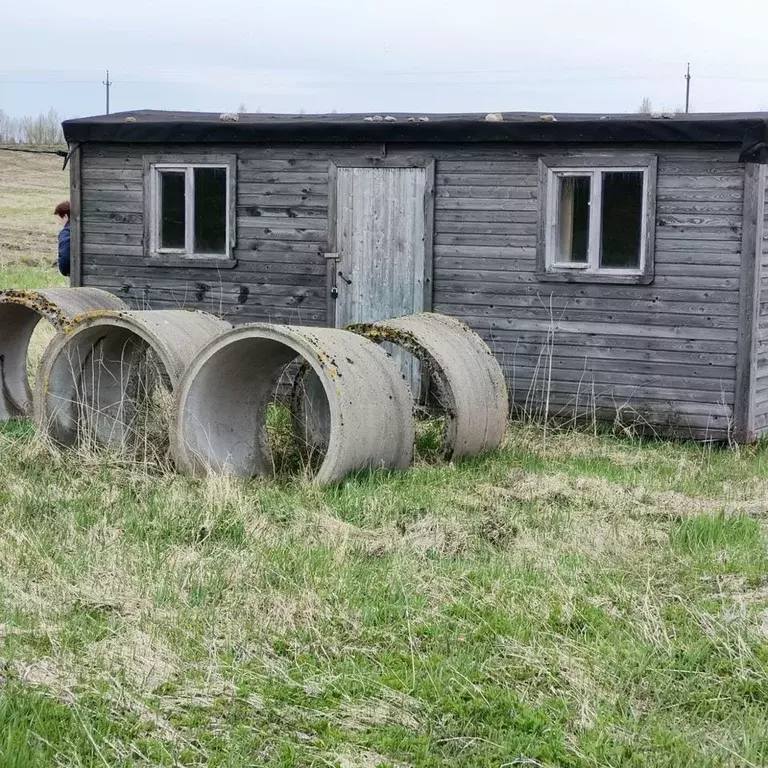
[69,144,83,287]
[327,161,339,327]
[733,162,766,443]
[422,159,436,312]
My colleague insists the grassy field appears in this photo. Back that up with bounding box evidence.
[3,152,768,767]
[0,147,69,290]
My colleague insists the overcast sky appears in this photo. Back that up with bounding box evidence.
[2,0,767,120]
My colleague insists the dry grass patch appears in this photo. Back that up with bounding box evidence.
[0,149,67,270]
[91,628,179,692]
[4,414,768,764]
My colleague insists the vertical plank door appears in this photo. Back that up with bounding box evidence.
[332,164,433,395]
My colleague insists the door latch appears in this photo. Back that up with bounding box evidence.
[337,270,352,285]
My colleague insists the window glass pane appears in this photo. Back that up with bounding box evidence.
[194,167,227,254]
[556,176,590,264]
[160,171,185,249]
[600,171,644,269]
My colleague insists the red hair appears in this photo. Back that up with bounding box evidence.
[54,201,70,218]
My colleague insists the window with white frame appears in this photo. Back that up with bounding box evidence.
[538,155,657,283]
[146,159,234,259]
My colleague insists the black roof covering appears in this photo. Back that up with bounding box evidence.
[63,110,768,162]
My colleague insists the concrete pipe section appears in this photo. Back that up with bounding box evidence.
[172,324,415,484]
[348,313,509,460]
[0,288,127,422]
[35,310,231,449]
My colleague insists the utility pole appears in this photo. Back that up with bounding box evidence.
[685,62,691,114]
[103,70,113,114]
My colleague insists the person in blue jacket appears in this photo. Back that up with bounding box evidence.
[55,200,70,277]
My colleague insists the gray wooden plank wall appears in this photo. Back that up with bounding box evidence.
[755,169,768,432]
[79,141,746,440]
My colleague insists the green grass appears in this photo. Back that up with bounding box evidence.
[3,422,768,767]
[0,263,66,290]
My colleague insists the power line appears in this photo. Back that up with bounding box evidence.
[4,62,768,82]
[0,80,98,84]
[0,73,711,88]
[5,64,768,89]
[0,62,686,78]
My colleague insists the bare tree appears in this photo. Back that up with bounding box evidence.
[0,110,19,142]
[0,108,64,144]
[20,108,64,144]
[637,97,653,115]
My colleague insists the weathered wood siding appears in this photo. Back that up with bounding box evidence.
[78,141,747,439]
[428,145,744,440]
[755,169,768,432]
[79,143,371,324]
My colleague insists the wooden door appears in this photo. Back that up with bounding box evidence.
[330,162,434,393]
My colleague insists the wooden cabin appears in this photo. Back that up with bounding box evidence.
[61,110,768,441]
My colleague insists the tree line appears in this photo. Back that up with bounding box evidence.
[0,108,65,145]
